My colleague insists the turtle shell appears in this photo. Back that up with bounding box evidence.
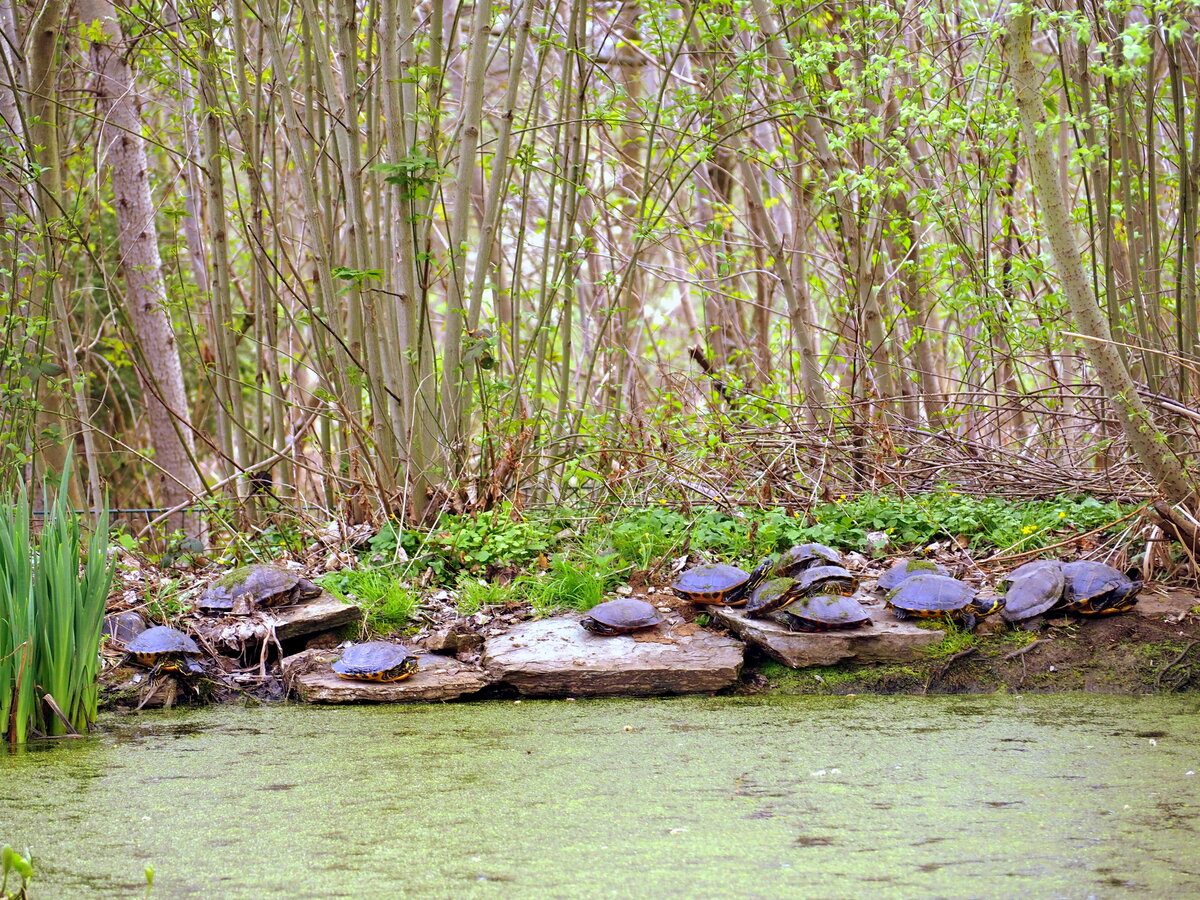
[1060,561,1141,615]
[794,565,858,597]
[775,594,872,632]
[672,561,771,606]
[103,611,147,645]
[331,641,419,682]
[775,543,842,577]
[124,626,203,674]
[125,625,201,656]
[886,574,1000,628]
[876,559,949,592]
[744,576,804,617]
[999,559,1065,623]
[198,564,320,613]
[581,598,662,635]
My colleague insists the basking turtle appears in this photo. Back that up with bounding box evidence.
[999,559,1066,625]
[876,558,949,592]
[744,576,806,617]
[198,564,321,614]
[331,641,419,682]
[1060,561,1141,616]
[124,626,204,676]
[580,598,662,635]
[885,574,1003,630]
[795,565,858,597]
[671,560,772,607]
[775,543,842,577]
[774,594,873,632]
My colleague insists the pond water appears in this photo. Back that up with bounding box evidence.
[1,694,1199,898]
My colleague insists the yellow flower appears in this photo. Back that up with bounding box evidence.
[657,498,667,504]
[1022,525,1035,534]
[950,492,960,497]
[1058,511,1067,519]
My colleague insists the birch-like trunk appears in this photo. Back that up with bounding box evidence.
[80,0,205,535]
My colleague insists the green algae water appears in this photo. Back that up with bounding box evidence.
[2,694,1199,898]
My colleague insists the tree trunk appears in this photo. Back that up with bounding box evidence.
[80,0,205,536]
[1006,10,1195,507]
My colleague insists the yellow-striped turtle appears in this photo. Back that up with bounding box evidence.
[876,558,949,592]
[886,574,1003,630]
[581,598,662,635]
[332,642,420,682]
[198,564,321,614]
[671,560,772,607]
[745,565,859,618]
[774,594,872,632]
[775,543,842,578]
[124,626,204,676]
[1060,561,1141,616]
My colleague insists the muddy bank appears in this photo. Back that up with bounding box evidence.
[749,592,1200,696]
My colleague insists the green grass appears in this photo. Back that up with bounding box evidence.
[454,578,516,615]
[319,570,421,634]
[521,555,623,616]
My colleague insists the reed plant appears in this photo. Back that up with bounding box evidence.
[0,459,112,743]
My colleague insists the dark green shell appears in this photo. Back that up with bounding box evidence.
[775,543,842,577]
[1060,561,1141,615]
[1000,559,1065,622]
[581,598,661,634]
[775,594,872,631]
[198,564,320,613]
[877,559,949,592]
[125,626,203,674]
[125,625,201,656]
[332,642,420,681]
[795,565,858,597]
[745,577,804,617]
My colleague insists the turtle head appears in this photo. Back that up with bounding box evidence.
[746,557,775,592]
[969,595,1005,618]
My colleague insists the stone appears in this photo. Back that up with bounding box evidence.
[423,627,483,655]
[272,592,363,641]
[708,603,943,668]
[482,617,743,697]
[283,649,491,703]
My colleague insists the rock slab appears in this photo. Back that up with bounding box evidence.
[283,649,491,703]
[709,604,943,668]
[482,617,743,697]
[273,592,363,641]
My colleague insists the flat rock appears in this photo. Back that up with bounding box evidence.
[709,604,943,668]
[283,649,491,703]
[482,617,743,697]
[271,591,363,641]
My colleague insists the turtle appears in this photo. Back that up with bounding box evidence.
[1059,561,1141,616]
[745,565,859,617]
[198,564,321,614]
[331,641,420,682]
[999,559,1066,625]
[773,593,873,632]
[775,543,842,578]
[671,559,772,607]
[580,598,662,635]
[885,573,1004,629]
[124,626,204,676]
[876,558,949,592]
[744,576,807,617]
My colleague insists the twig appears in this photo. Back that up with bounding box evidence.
[989,504,1150,564]
[923,647,977,693]
[1155,640,1200,688]
[1003,638,1050,660]
[41,693,79,735]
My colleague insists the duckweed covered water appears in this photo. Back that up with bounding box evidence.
[2,694,1199,898]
